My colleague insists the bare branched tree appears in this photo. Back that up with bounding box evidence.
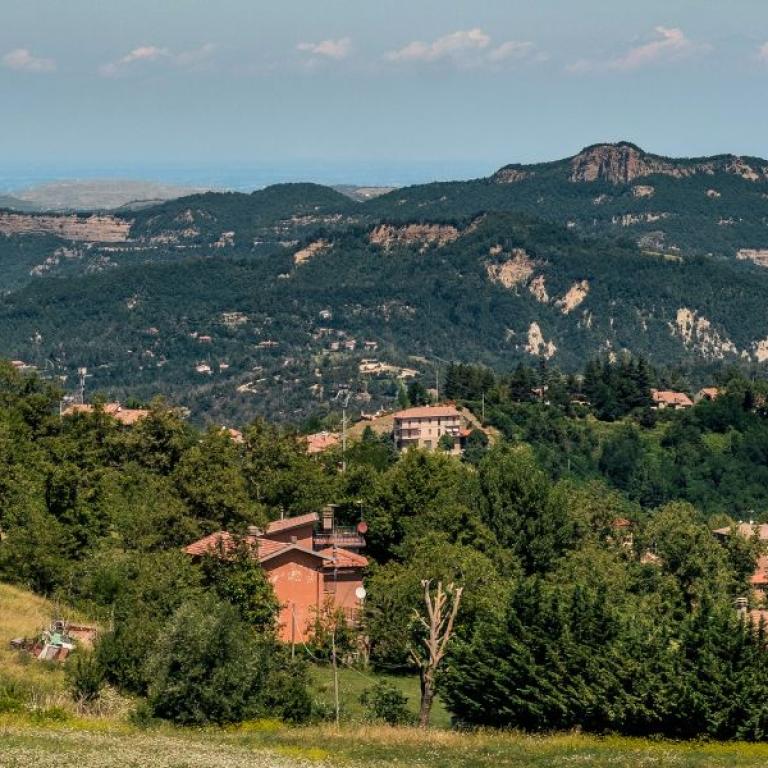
[409,579,463,727]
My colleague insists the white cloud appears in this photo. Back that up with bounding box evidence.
[386,28,490,62]
[2,48,56,73]
[758,42,768,62]
[385,28,538,68]
[487,40,536,63]
[296,38,351,60]
[568,27,698,73]
[100,43,215,77]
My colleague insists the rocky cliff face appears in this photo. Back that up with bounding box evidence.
[0,213,131,242]
[569,143,768,185]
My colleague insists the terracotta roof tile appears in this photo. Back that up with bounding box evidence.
[305,432,340,454]
[713,523,768,541]
[317,546,369,568]
[394,405,460,419]
[651,389,693,407]
[265,513,319,535]
[183,532,287,561]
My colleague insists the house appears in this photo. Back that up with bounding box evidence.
[304,431,340,454]
[650,389,693,410]
[713,522,768,597]
[696,387,720,403]
[393,404,462,453]
[184,508,368,644]
[61,402,149,426]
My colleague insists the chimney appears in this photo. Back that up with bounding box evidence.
[323,504,335,532]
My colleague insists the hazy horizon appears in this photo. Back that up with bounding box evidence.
[3,1,767,181]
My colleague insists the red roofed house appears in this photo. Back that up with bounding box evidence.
[393,404,462,453]
[304,431,341,454]
[650,389,693,410]
[696,387,720,403]
[62,402,150,426]
[184,506,367,644]
[713,522,768,598]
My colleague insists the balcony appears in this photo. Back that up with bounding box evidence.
[314,526,366,549]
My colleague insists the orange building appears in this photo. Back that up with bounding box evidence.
[184,509,367,643]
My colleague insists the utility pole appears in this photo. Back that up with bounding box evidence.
[431,355,450,403]
[335,388,351,473]
[331,625,340,728]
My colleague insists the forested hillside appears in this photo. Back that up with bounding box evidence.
[5,361,768,737]
[1,143,768,423]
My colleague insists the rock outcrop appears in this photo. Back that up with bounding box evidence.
[293,239,331,266]
[486,248,535,289]
[369,223,460,252]
[0,213,131,242]
[570,143,768,185]
[672,308,737,359]
[556,280,590,314]
[523,322,557,359]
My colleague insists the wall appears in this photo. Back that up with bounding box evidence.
[264,550,323,643]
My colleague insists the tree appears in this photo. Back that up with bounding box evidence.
[438,432,456,453]
[478,445,572,573]
[409,579,463,727]
[360,681,412,725]
[145,594,307,724]
[200,538,279,634]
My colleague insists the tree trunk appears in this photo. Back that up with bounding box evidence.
[418,668,435,728]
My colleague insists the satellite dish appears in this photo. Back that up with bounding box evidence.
[355,586,367,601]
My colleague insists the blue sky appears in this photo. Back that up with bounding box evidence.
[2,0,767,186]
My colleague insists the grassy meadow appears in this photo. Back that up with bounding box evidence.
[5,581,768,767]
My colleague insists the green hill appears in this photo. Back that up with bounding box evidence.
[1,143,768,422]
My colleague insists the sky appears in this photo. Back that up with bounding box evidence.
[1,0,768,188]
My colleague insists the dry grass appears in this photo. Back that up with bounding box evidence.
[5,718,768,768]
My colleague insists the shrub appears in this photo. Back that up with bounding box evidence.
[145,594,311,725]
[67,653,105,704]
[360,681,412,725]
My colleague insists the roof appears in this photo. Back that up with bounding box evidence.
[611,518,633,529]
[751,556,768,586]
[713,522,768,541]
[62,402,149,426]
[304,431,340,454]
[698,387,720,399]
[394,405,460,420]
[183,531,326,563]
[265,512,319,535]
[317,546,369,568]
[651,389,693,407]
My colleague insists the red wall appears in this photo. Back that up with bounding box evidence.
[264,550,323,643]
[265,523,315,550]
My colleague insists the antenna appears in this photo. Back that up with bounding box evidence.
[77,367,88,405]
[335,387,352,473]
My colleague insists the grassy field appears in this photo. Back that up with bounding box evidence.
[310,665,451,728]
[6,717,768,768]
[6,582,768,766]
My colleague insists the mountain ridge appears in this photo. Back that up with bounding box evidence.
[1,142,768,423]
